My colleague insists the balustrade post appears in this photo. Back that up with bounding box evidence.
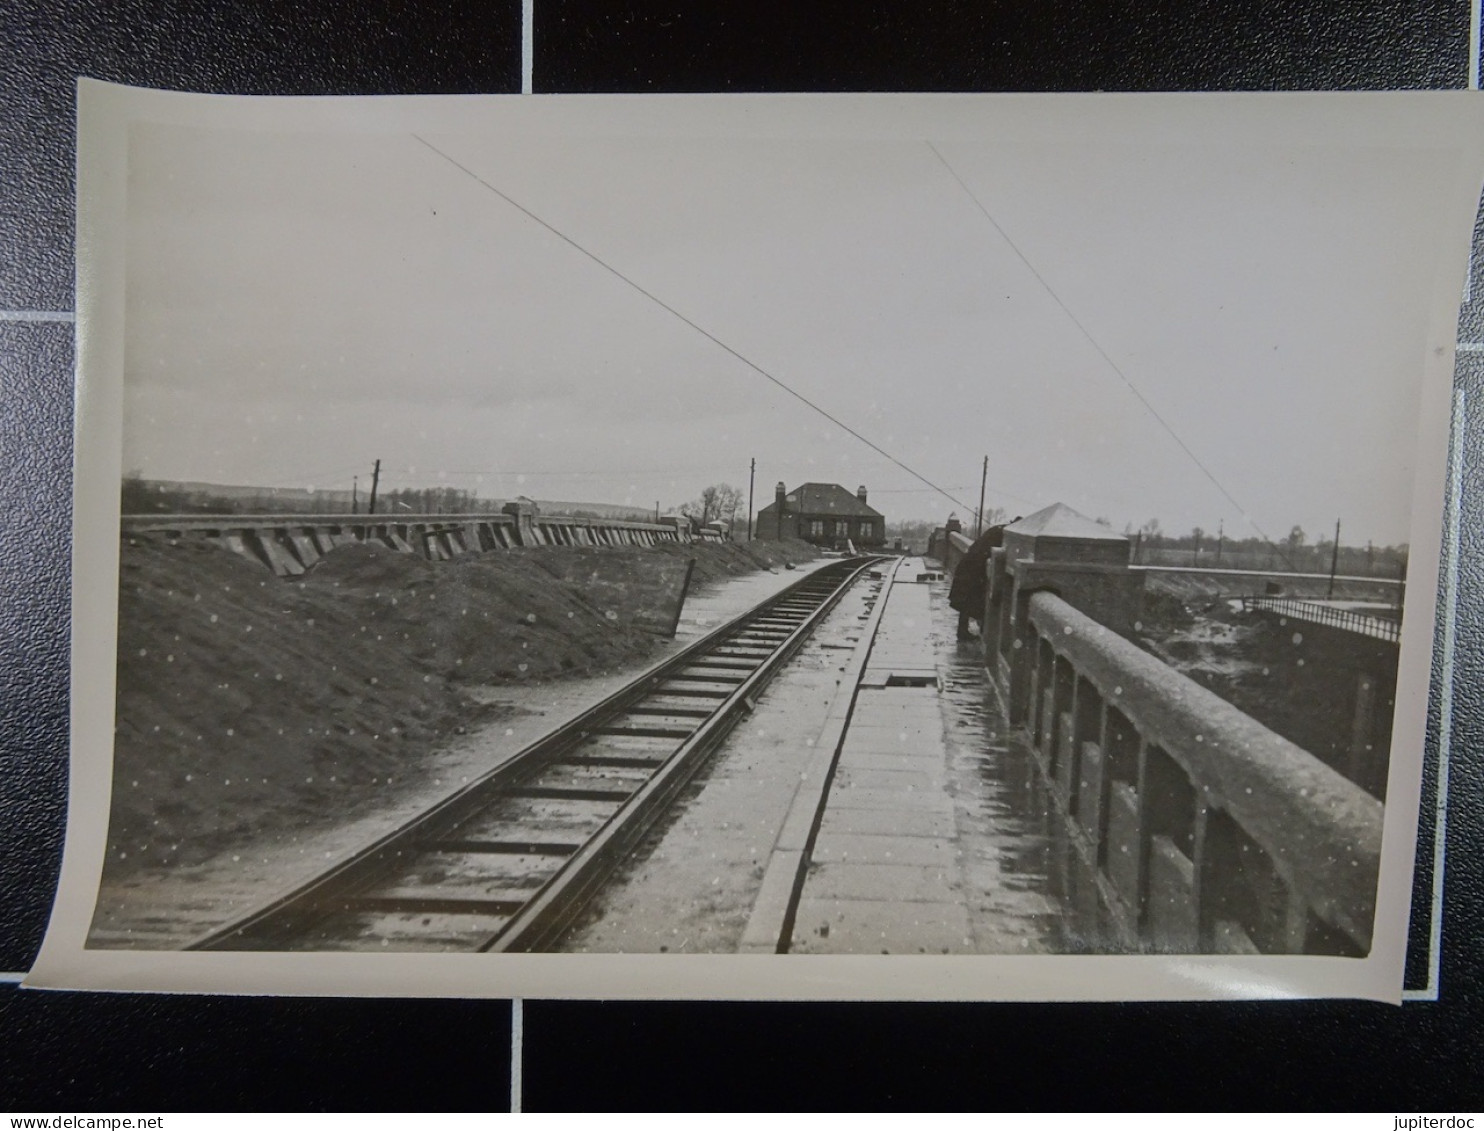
[501,500,540,547]
[990,503,1144,717]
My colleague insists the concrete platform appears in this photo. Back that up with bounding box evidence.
[790,557,1069,955]
[549,554,1073,956]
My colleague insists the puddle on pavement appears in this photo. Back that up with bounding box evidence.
[929,579,1119,954]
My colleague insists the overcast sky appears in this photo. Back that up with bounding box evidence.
[121,117,1463,545]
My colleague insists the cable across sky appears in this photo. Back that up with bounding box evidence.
[411,134,986,519]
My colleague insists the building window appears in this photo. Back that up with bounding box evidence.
[835,520,850,537]
[859,521,874,540]
[809,520,825,538]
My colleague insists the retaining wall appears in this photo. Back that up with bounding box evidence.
[122,513,726,577]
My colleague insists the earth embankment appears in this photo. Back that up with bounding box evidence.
[107,534,820,880]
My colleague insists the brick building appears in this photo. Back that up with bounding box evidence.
[755,482,885,549]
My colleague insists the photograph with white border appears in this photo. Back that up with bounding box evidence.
[27,81,1484,1001]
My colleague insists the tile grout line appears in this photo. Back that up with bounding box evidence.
[1401,385,1467,1003]
[510,998,524,1112]
[522,0,534,94]
[0,310,75,322]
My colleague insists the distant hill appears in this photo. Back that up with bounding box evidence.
[529,500,658,522]
[122,478,356,515]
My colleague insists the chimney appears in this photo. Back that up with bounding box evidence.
[775,481,786,509]
[857,485,868,505]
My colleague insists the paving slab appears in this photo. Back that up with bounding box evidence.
[789,897,973,954]
[819,805,957,838]
[839,751,948,773]
[821,786,956,812]
[804,861,960,903]
[831,767,946,792]
[792,555,1075,955]
[809,832,957,867]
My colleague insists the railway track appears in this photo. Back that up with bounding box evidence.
[190,555,885,953]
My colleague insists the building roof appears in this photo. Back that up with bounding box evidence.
[1006,502,1126,542]
[757,482,883,519]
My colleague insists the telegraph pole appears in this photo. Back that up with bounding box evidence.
[1327,517,1341,598]
[1215,518,1223,567]
[352,476,359,515]
[367,459,381,516]
[747,457,756,542]
[975,455,988,538]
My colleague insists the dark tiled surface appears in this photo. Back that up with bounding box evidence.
[0,209,73,313]
[537,0,1467,93]
[0,991,511,1108]
[1412,351,1484,1005]
[0,322,72,973]
[522,998,1483,1109]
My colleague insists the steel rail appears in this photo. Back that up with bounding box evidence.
[482,557,880,952]
[189,555,883,952]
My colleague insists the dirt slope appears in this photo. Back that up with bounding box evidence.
[106,534,820,879]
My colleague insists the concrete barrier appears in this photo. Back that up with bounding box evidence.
[941,501,1383,956]
[122,512,724,577]
[1015,591,1382,955]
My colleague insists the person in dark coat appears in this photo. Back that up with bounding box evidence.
[948,521,1011,640]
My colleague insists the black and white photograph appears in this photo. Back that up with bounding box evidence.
[28,83,1484,1000]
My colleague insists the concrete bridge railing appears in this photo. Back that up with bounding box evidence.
[925,522,973,568]
[122,510,725,577]
[1014,590,1381,956]
[947,502,1384,956]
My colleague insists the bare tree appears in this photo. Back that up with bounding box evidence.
[682,483,744,527]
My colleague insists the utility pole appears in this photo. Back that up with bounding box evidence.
[975,455,988,538]
[368,459,381,516]
[655,501,660,523]
[747,457,756,542]
[1327,517,1341,598]
[1215,518,1223,567]
[352,476,358,515]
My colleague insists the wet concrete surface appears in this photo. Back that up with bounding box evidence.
[564,558,1083,955]
[790,561,1072,954]
[558,568,883,954]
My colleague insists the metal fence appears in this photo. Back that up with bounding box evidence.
[1240,596,1400,643]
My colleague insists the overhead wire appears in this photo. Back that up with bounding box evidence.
[923,141,1296,565]
[410,134,983,519]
